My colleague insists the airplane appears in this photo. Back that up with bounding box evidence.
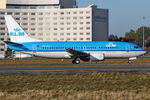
[4,15,146,64]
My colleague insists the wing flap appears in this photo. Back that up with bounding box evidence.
[66,48,89,58]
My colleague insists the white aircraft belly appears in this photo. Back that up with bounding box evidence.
[22,51,145,59]
[86,51,145,58]
[24,51,71,58]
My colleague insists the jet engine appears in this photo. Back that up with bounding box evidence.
[89,53,104,61]
[80,53,104,61]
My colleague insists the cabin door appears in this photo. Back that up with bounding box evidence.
[83,46,86,51]
[32,44,37,53]
[126,45,130,52]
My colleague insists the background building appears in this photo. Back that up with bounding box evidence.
[0,0,108,59]
[0,0,6,9]
[6,0,77,9]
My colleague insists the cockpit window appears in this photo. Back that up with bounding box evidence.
[134,46,138,48]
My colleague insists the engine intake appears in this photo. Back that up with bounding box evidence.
[80,53,104,61]
[90,53,104,61]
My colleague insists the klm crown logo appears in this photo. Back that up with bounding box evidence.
[14,28,21,32]
[106,42,116,47]
[10,28,25,36]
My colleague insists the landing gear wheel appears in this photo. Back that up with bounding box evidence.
[128,60,131,64]
[75,60,80,64]
[72,59,80,64]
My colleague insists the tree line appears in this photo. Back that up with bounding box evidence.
[109,26,150,47]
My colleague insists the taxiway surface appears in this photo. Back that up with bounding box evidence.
[0,63,150,74]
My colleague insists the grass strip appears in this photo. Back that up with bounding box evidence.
[0,72,150,92]
[0,72,150,99]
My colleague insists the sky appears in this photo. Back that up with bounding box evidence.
[77,0,150,37]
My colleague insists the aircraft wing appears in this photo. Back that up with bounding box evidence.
[4,41,29,50]
[66,48,89,58]
[66,48,105,61]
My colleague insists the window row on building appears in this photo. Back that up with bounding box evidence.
[30,32,91,36]
[0,16,91,21]
[0,22,91,27]
[38,38,91,41]
[0,10,91,16]
[20,27,90,31]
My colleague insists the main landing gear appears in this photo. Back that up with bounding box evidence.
[128,60,131,64]
[72,58,80,64]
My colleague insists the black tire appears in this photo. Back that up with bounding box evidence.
[72,60,76,64]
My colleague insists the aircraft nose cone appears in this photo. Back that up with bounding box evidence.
[141,50,147,55]
[144,50,147,54]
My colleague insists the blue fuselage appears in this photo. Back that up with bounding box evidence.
[7,41,146,58]
[8,41,144,52]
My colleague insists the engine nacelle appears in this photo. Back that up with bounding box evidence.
[90,53,104,61]
[129,57,137,60]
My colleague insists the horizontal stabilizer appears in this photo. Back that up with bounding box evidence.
[4,41,29,50]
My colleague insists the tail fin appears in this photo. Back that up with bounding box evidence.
[5,15,41,43]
